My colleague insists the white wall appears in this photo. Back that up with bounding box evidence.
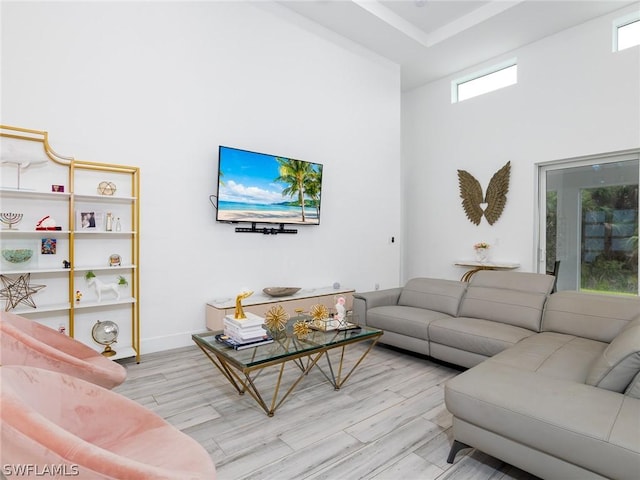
[1,1,401,353]
[402,4,640,282]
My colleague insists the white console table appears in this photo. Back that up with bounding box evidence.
[205,286,355,331]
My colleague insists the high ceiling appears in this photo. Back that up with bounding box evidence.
[277,0,637,91]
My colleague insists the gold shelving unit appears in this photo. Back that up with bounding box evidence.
[0,125,140,362]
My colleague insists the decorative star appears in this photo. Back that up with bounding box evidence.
[0,273,46,311]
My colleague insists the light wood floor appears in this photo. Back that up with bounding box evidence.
[115,341,539,480]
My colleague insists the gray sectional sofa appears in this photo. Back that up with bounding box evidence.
[353,271,640,480]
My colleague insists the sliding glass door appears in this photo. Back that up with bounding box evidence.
[538,152,639,295]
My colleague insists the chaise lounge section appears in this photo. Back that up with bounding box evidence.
[354,271,640,479]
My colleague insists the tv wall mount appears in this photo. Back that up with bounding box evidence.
[235,223,297,235]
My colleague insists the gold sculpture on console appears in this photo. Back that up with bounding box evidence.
[234,290,253,319]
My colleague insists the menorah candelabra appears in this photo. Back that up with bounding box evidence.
[0,213,23,230]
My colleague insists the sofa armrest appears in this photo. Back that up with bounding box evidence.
[353,288,402,326]
[354,288,402,309]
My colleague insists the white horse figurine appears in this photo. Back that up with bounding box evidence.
[87,277,120,302]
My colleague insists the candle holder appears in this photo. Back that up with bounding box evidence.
[0,212,23,230]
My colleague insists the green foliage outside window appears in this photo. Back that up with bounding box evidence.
[580,185,638,295]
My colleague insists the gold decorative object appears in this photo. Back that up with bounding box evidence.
[97,181,117,195]
[264,304,289,332]
[309,304,330,329]
[293,320,310,338]
[309,304,328,321]
[457,161,511,226]
[234,290,253,319]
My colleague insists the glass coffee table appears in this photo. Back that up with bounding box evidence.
[192,320,383,416]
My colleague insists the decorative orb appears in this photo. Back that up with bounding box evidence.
[2,249,34,264]
[91,320,119,357]
[97,181,117,196]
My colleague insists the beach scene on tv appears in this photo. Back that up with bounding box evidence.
[217,147,323,225]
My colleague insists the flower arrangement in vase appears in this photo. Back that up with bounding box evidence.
[474,242,490,263]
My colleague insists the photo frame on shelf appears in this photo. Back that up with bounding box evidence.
[41,238,56,254]
[76,211,105,230]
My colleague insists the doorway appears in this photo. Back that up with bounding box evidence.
[538,152,639,295]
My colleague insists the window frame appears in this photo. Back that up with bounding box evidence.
[451,58,517,103]
[613,11,640,52]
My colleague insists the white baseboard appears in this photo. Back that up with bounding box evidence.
[140,330,202,355]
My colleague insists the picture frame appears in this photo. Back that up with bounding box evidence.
[76,211,105,230]
[41,238,57,254]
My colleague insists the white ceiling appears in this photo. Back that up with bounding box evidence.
[276,0,638,91]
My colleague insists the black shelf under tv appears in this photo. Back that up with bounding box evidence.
[235,223,297,235]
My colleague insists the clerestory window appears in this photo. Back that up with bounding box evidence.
[613,13,640,52]
[452,59,517,103]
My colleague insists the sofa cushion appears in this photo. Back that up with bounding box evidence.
[487,332,607,383]
[458,271,554,331]
[429,317,535,357]
[586,318,640,392]
[366,305,452,340]
[626,371,640,399]
[397,278,467,316]
[542,292,640,343]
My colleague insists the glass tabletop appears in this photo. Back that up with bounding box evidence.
[192,319,382,369]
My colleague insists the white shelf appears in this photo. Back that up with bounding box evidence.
[74,296,136,310]
[110,346,137,361]
[74,194,136,203]
[0,230,71,236]
[74,264,136,272]
[0,267,71,274]
[0,188,71,200]
[73,230,136,235]
[10,302,71,315]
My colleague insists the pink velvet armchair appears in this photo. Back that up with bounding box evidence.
[1,365,216,479]
[0,311,126,389]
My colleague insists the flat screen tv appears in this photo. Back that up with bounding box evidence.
[216,146,323,225]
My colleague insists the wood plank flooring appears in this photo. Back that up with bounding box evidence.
[115,341,540,480]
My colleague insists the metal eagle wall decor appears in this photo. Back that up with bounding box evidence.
[457,161,511,226]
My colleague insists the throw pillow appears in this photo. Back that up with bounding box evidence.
[586,317,640,392]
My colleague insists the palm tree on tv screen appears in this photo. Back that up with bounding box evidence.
[305,165,322,219]
[275,158,314,222]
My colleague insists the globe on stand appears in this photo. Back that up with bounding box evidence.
[91,320,119,357]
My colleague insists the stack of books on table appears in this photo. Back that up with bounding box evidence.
[218,312,274,350]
